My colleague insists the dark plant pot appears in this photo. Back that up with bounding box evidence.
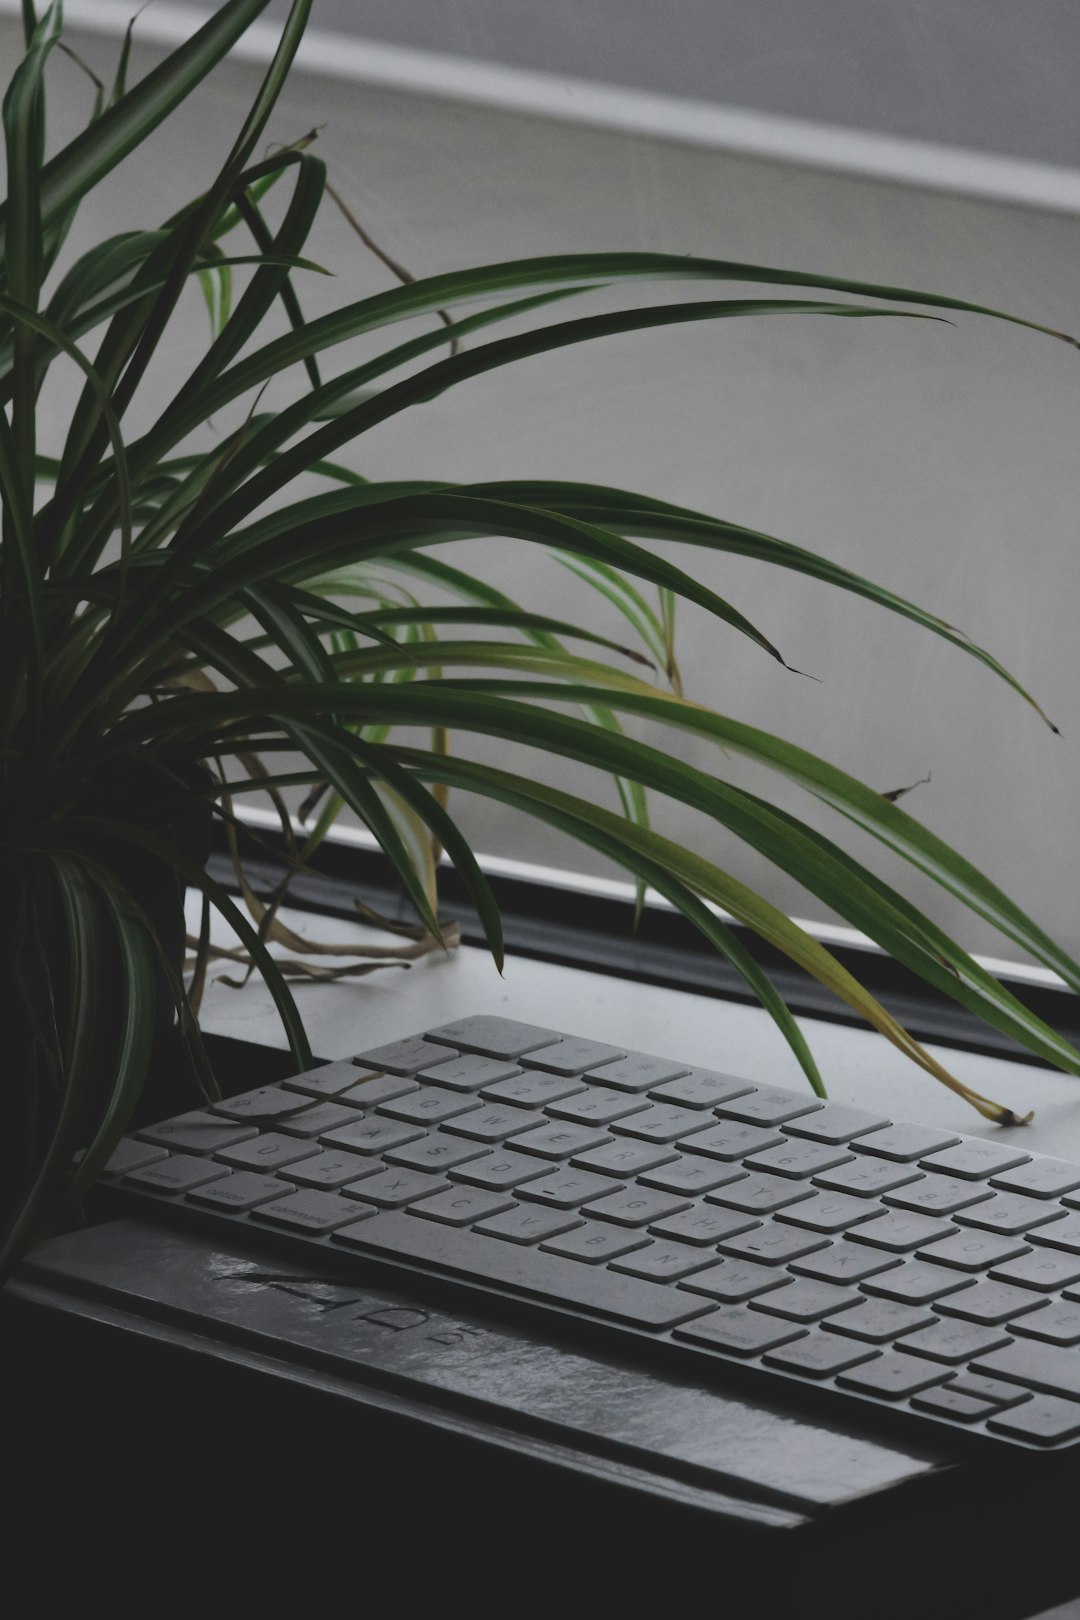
[1,751,214,1240]
[77,751,216,1127]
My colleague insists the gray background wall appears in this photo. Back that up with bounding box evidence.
[270,0,1080,169]
[5,3,1080,967]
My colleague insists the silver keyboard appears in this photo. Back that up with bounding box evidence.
[101,1013,1080,1451]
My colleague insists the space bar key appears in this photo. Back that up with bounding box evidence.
[332,1210,711,1329]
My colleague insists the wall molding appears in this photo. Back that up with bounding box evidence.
[7,0,1080,217]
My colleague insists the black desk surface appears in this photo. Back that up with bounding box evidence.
[6,1208,1080,1617]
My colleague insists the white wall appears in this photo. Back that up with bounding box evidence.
[9,11,1080,965]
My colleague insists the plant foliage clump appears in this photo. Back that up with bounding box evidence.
[3,0,1080,1276]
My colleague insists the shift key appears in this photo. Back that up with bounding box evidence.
[973,1340,1080,1403]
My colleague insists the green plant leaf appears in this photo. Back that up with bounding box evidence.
[54,816,314,1072]
[0,0,282,254]
[0,287,134,590]
[93,493,785,705]
[100,676,1080,1027]
[468,481,1056,725]
[2,1,61,479]
[336,744,1033,1120]
[0,399,42,733]
[134,247,1080,451]
[175,299,948,551]
[0,851,101,1275]
[52,864,157,1227]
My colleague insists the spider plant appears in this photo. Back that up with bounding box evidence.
[3,0,1080,1280]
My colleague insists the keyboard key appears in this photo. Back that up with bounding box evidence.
[1027,1214,1080,1251]
[718,1224,829,1266]
[511,1122,613,1159]
[278,1102,367,1139]
[253,1189,370,1232]
[972,1339,1080,1403]
[610,1241,717,1282]
[991,1158,1080,1199]
[750,1279,862,1322]
[518,1169,619,1208]
[338,1072,421,1107]
[714,1087,823,1126]
[947,1374,1033,1408]
[443,1105,545,1143]
[679,1260,792,1303]
[354,1036,456,1075]
[450,1151,549,1191]
[417,1055,522,1091]
[1011,1303,1080,1345]
[917,1231,1030,1271]
[990,1251,1080,1291]
[572,1140,678,1178]
[775,1192,885,1234]
[102,1139,168,1176]
[540,1223,649,1263]
[911,1388,998,1422]
[125,1155,231,1194]
[525,1037,624,1075]
[650,1070,753,1109]
[987,1396,1080,1445]
[935,1281,1048,1325]
[848,1211,957,1252]
[783,1104,892,1145]
[215,1133,321,1173]
[546,1089,650,1126]
[861,1262,975,1303]
[957,1192,1068,1235]
[586,1187,691,1226]
[674,1305,807,1356]
[187,1172,292,1211]
[920,1141,1032,1181]
[322,1118,426,1156]
[857,1125,960,1162]
[425,1015,559,1058]
[883,1175,994,1216]
[137,1111,258,1156]
[378,1088,482,1125]
[613,1104,714,1143]
[895,1320,1012,1363]
[638,1154,746,1196]
[823,1299,936,1342]
[650,1205,760,1246]
[385,1134,491,1173]
[335,1210,713,1328]
[743,1141,855,1180]
[708,1173,815,1214]
[283,1060,396,1099]
[763,1334,880,1378]
[353,1168,451,1208]
[837,1353,951,1400]
[410,1187,514,1226]
[210,1085,315,1123]
[681,1121,785,1161]
[813,1161,924,1198]
[791,1243,903,1285]
[593,1055,691,1093]
[281,1151,383,1190]
[483,1072,587,1109]
[474,1206,584,1244]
